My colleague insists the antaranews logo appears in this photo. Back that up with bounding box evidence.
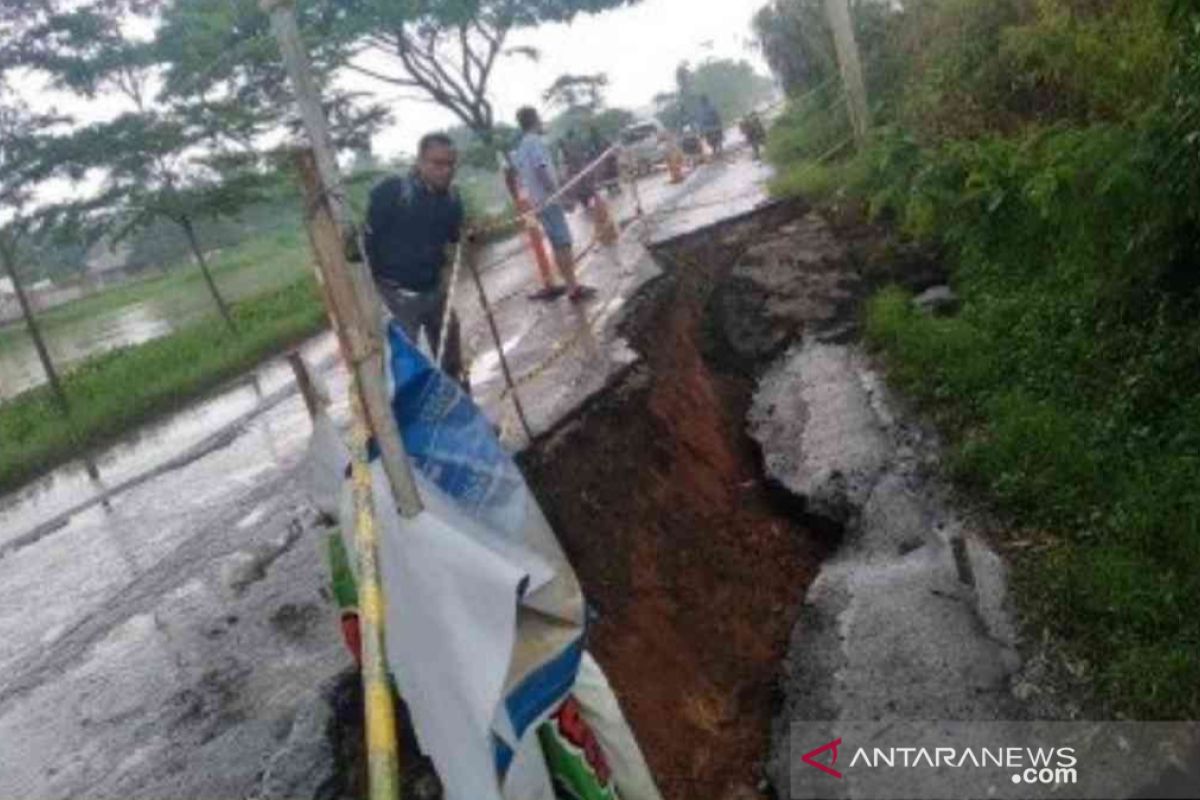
[791,720,1198,800]
[845,744,1078,786]
[793,728,1081,799]
[800,737,843,779]
[799,738,1077,783]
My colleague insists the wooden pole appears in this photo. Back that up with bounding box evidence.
[463,239,534,441]
[291,151,424,518]
[261,5,414,800]
[824,0,870,146]
[264,0,422,520]
[287,351,325,420]
[1,247,69,414]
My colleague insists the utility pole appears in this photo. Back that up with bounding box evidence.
[1,247,69,414]
[824,0,870,146]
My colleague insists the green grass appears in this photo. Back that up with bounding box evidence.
[841,123,1200,717]
[766,99,1200,716]
[866,287,1200,717]
[0,226,311,355]
[760,0,1200,721]
[0,276,327,493]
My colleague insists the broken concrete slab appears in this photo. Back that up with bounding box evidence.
[749,344,890,526]
[753,340,1024,795]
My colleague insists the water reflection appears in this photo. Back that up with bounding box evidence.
[0,301,185,402]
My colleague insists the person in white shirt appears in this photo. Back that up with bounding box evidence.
[512,106,595,303]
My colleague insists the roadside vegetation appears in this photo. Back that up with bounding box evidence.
[0,227,311,355]
[0,163,525,494]
[0,275,326,493]
[761,0,1200,717]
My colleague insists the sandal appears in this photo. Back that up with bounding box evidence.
[568,285,597,303]
[528,285,567,301]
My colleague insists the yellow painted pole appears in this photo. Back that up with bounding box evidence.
[350,399,402,800]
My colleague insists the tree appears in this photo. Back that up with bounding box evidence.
[0,87,76,413]
[12,0,386,332]
[69,44,265,329]
[543,72,609,115]
[752,0,838,95]
[587,107,635,141]
[753,0,901,104]
[655,58,775,131]
[447,122,521,170]
[654,91,687,131]
[310,0,642,143]
[688,58,776,124]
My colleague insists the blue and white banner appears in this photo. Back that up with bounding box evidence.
[379,323,587,799]
[316,321,659,800]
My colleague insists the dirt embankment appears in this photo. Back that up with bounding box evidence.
[322,200,950,799]
[520,202,840,799]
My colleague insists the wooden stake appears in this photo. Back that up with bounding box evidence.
[464,240,534,441]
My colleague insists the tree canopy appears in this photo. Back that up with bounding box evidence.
[655,58,775,131]
[544,72,609,114]
[309,0,641,140]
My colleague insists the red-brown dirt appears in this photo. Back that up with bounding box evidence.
[523,223,828,799]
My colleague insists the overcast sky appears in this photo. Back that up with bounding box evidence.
[341,0,774,158]
[13,0,773,205]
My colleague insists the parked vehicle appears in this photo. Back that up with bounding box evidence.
[618,120,668,177]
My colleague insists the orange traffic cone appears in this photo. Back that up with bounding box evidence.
[516,196,562,299]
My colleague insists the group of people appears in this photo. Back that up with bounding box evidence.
[362,99,770,394]
[558,127,620,210]
[363,106,595,392]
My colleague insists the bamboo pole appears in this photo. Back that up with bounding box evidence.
[463,239,534,441]
[261,4,416,800]
[350,402,402,800]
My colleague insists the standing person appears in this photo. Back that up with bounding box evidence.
[512,106,595,303]
[698,95,725,157]
[588,127,621,196]
[741,111,768,160]
[364,131,468,387]
[559,128,594,211]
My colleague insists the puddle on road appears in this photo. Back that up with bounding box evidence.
[0,334,342,551]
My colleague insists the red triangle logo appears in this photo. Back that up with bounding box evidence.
[802,737,843,779]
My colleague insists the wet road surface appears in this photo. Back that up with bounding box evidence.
[0,139,772,799]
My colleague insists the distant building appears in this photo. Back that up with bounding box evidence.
[85,236,134,288]
[0,276,14,296]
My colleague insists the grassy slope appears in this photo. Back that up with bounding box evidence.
[0,226,326,494]
[769,117,1200,717]
[0,228,310,354]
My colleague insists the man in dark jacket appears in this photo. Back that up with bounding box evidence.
[365,132,466,385]
[697,95,724,157]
